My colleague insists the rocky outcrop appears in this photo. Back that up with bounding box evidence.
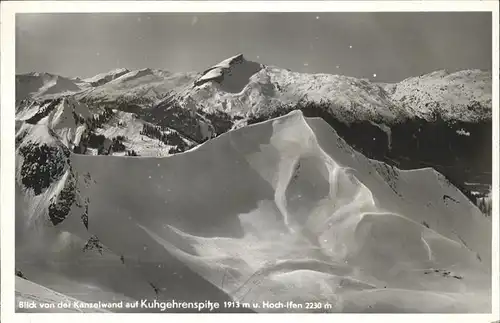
[17,139,70,196]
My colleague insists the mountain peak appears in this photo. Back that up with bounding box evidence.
[194,53,262,92]
[214,53,245,67]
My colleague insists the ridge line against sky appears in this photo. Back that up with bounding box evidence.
[16,12,492,83]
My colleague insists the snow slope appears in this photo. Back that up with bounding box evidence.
[15,276,109,313]
[15,110,491,313]
[16,96,97,150]
[15,96,195,158]
[14,58,492,219]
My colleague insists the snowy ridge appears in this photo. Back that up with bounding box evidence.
[15,111,491,313]
[83,68,130,87]
[76,69,197,105]
[15,55,492,125]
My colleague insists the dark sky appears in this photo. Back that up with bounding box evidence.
[16,12,492,82]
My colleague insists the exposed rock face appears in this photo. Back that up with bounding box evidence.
[18,139,69,196]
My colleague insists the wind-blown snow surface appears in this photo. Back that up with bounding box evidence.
[16,277,109,313]
[16,111,491,313]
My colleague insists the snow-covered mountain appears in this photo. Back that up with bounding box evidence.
[15,111,492,313]
[16,54,492,123]
[15,96,197,158]
[15,55,492,196]
[75,68,198,106]
[177,54,491,123]
[14,54,493,312]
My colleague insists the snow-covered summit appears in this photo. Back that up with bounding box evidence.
[194,53,263,92]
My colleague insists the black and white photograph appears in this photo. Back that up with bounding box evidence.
[1,1,498,318]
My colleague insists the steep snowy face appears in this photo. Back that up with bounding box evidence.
[15,122,75,231]
[16,111,491,313]
[16,73,84,103]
